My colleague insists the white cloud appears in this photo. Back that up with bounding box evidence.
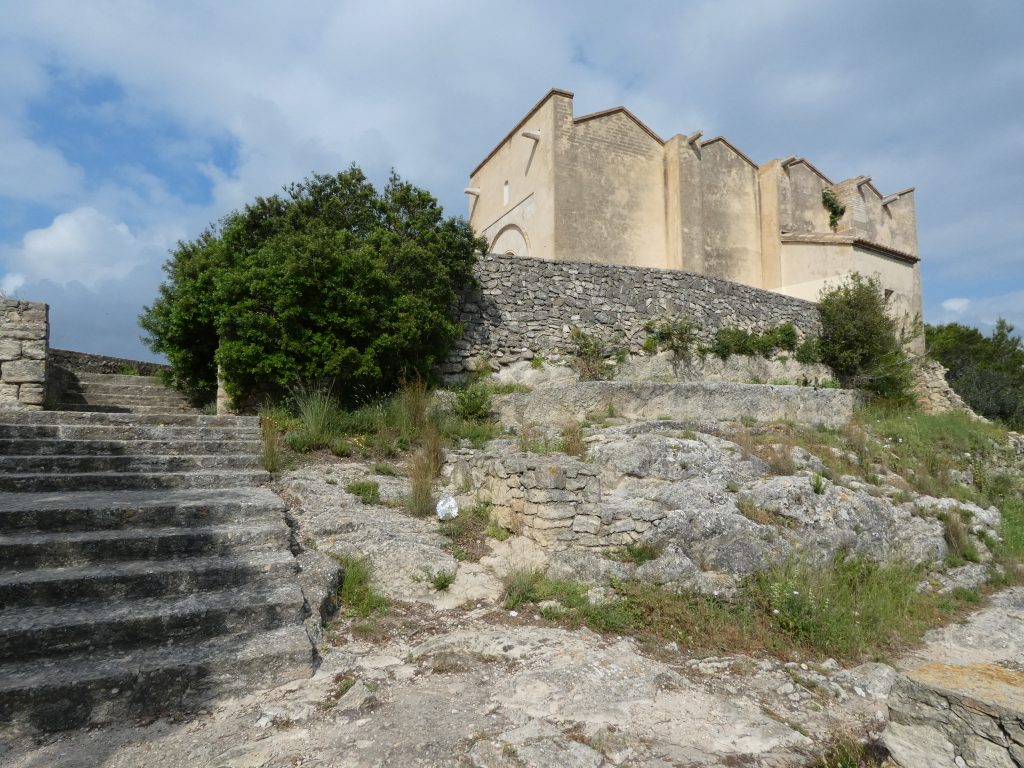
[0,128,84,205]
[1,273,25,296]
[941,298,970,314]
[5,207,151,289]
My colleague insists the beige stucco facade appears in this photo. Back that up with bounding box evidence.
[468,89,923,337]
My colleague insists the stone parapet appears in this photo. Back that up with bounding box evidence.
[0,299,49,410]
[444,253,822,378]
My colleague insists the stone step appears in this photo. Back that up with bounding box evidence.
[0,624,314,733]
[55,403,198,414]
[0,453,259,474]
[0,410,259,427]
[62,382,181,395]
[0,437,262,456]
[59,397,193,409]
[0,488,286,533]
[0,424,260,442]
[0,550,299,607]
[0,469,269,493]
[0,521,290,570]
[62,373,164,386]
[0,582,307,662]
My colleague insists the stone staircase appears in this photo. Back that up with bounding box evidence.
[57,371,195,413]
[0,374,315,734]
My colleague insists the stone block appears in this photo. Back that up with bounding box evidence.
[0,339,20,360]
[18,383,45,405]
[572,515,601,534]
[1,359,45,383]
[0,383,19,402]
[20,339,46,360]
[0,324,46,340]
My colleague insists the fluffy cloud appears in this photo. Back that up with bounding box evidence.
[4,207,153,289]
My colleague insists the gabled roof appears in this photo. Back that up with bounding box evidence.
[699,137,758,169]
[573,106,664,145]
[470,88,574,177]
[784,158,833,185]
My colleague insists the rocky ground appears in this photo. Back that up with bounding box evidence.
[4,412,1022,767]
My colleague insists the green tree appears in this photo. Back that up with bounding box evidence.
[817,273,915,403]
[926,319,1024,428]
[140,167,484,405]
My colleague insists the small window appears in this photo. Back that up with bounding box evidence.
[503,180,510,206]
[884,289,894,301]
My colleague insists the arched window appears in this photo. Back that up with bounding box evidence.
[490,224,529,257]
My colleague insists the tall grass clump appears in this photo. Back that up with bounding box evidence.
[406,424,444,517]
[335,555,389,617]
[287,384,344,452]
[259,407,284,472]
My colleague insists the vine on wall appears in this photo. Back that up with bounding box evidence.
[822,189,846,232]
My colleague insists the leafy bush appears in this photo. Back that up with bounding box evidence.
[708,322,799,360]
[568,326,621,380]
[795,336,821,365]
[643,317,701,361]
[455,383,492,421]
[817,274,914,403]
[140,167,484,405]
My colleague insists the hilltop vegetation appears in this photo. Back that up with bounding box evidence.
[927,319,1024,430]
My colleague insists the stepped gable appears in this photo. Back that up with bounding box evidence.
[0,373,316,734]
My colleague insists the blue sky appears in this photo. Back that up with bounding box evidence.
[1,0,1022,360]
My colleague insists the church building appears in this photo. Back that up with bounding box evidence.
[466,88,922,327]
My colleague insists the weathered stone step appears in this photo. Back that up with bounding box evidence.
[0,437,262,456]
[0,469,268,493]
[0,624,314,732]
[0,488,286,533]
[0,582,307,662]
[62,382,181,395]
[60,392,192,406]
[0,522,288,570]
[0,551,299,607]
[0,453,259,474]
[62,373,164,386]
[0,410,258,427]
[0,424,260,442]
[55,403,197,414]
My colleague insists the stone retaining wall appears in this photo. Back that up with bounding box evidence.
[494,381,858,430]
[444,254,822,377]
[0,299,49,410]
[446,452,665,550]
[48,348,170,376]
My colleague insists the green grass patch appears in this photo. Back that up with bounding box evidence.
[345,480,380,505]
[334,555,389,618]
[372,462,399,476]
[510,555,979,663]
[430,568,457,591]
[606,541,664,565]
[438,502,497,561]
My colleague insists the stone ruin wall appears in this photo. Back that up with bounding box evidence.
[0,299,49,410]
[447,451,664,551]
[443,254,822,378]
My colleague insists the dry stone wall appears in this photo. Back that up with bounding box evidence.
[0,299,48,410]
[447,451,664,550]
[444,254,822,377]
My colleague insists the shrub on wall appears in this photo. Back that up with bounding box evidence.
[817,273,914,403]
[708,322,799,361]
[140,167,484,404]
